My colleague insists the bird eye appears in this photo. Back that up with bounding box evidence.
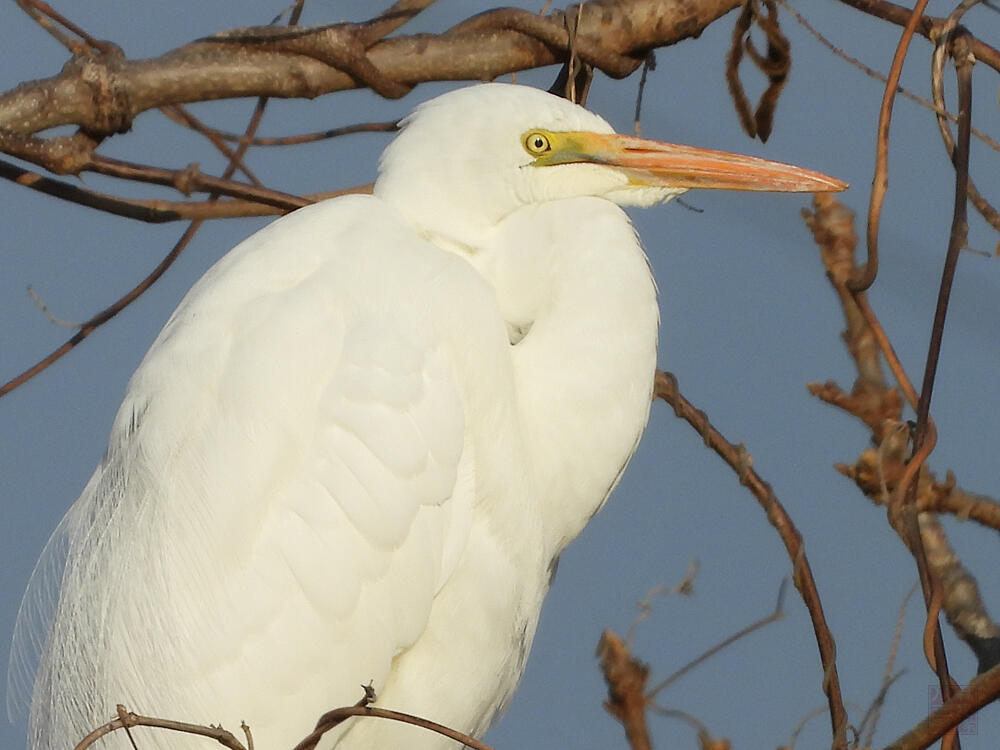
[522,131,552,156]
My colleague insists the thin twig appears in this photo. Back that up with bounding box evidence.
[0,157,370,222]
[633,52,656,137]
[0,0,306,398]
[26,286,81,328]
[858,582,918,746]
[74,707,247,750]
[913,22,976,449]
[0,224,199,398]
[159,106,262,186]
[87,155,309,211]
[776,0,1000,153]
[646,704,711,735]
[292,705,495,750]
[15,0,116,53]
[786,705,832,750]
[626,558,699,643]
[901,25,977,716]
[646,578,788,699]
[835,0,1000,72]
[654,370,847,750]
[177,119,400,147]
[849,0,932,292]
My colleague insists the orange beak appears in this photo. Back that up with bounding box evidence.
[528,130,848,193]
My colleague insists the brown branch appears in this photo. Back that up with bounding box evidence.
[448,7,640,78]
[0,128,309,210]
[913,27,974,448]
[363,0,441,43]
[776,0,1000,156]
[786,705,832,750]
[645,578,787,699]
[632,52,656,136]
[0,157,185,222]
[919,513,1000,673]
[835,0,1000,73]
[883,662,1000,750]
[827,404,1000,675]
[292,705,495,750]
[1,1,303,398]
[784,0,999,235]
[15,0,117,54]
[653,370,847,750]
[598,630,653,750]
[0,130,99,175]
[88,155,309,210]
[626,558,698,642]
[0,156,372,222]
[929,11,1000,234]
[0,0,743,138]
[0,223,199,398]
[803,192,1000,683]
[159,105,262,185]
[205,23,415,99]
[646,705,729,750]
[848,0,930,292]
[175,119,400,147]
[803,184,957,701]
[76,697,497,750]
[74,706,247,750]
[857,584,916,747]
[835,454,1000,533]
[900,28,977,709]
[612,579,783,749]
[920,478,1000,531]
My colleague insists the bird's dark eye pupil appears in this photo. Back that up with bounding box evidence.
[522,131,551,156]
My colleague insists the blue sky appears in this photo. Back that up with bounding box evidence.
[2,1,999,748]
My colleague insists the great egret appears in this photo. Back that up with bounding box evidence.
[11,83,845,750]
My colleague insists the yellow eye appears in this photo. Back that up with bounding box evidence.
[522,131,552,156]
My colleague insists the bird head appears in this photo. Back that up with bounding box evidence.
[374,84,846,253]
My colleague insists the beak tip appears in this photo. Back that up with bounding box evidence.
[809,176,849,193]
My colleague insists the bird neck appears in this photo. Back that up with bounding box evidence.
[476,198,659,559]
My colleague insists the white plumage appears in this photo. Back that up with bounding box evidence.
[10,83,844,750]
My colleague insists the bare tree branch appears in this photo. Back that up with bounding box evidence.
[0,0,742,141]
[803,191,1000,692]
[654,370,848,750]
[598,629,653,750]
[836,0,1000,72]
[883,663,1000,750]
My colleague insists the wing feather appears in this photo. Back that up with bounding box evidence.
[15,196,486,750]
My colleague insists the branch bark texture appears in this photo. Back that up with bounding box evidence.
[0,0,741,140]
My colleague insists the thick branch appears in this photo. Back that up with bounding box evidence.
[0,0,741,138]
[883,663,1000,750]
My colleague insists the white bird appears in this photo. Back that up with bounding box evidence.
[10,83,845,750]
